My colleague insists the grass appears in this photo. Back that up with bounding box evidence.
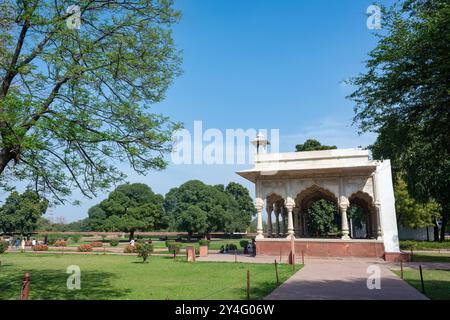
[0,253,300,300]
[393,268,450,300]
[400,240,450,251]
[410,252,450,263]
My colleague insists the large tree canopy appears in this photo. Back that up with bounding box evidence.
[347,0,450,240]
[0,0,182,203]
[295,139,337,152]
[0,190,49,235]
[164,180,255,235]
[87,183,166,240]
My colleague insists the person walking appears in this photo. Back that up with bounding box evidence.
[20,238,26,252]
[15,238,20,250]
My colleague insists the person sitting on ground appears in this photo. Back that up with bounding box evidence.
[130,239,135,247]
[31,238,36,247]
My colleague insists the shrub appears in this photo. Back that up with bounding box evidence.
[239,240,249,249]
[228,244,238,251]
[78,244,93,252]
[123,244,137,253]
[167,242,181,254]
[0,241,9,254]
[137,243,154,263]
[90,241,103,247]
[33,244,49,251]
[70,235,81,243]
[46,234,60,245]
[199,239,209,247]
[165,240,175,247]
[54,240,67,247]
[109,238,120,247]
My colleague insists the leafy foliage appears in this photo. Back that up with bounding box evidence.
[164,180,254,235]
[0,0,182,203]
[295,139,337,152]
[32,244,49,251]
[0,190,48,235]
[348,0,450,240]
[394,178,441,228]
[0,241,8,253]
[137,243,153,263]
[87,183,166,240]
[109,238,120,247]
[77,244,92,252]
[307,199,339,236]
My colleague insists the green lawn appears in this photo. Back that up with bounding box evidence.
[400,240,450,251]
[410,252,450,263]
[0,253,299,300]
[393,268,450,300]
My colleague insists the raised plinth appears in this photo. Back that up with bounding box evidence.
[256,238,386,259]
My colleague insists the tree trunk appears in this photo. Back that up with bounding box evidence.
[129,230,135,242]
[440,214,447,243]
[0,150,13,175]
[433,219,440,242]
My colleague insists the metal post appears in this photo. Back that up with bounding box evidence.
[419,265,425,294]
[302,250,305,265]
[274,260,279,285]
[246,270,250,300]
[400,260,403,279]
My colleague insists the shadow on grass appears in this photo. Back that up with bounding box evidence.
[412,254,450,263]
[0,268,131,300]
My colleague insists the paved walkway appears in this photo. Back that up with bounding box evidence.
[265,258,428,300]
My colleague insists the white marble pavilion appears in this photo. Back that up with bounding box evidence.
[236,134,403,261]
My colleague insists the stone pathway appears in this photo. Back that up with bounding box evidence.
[264,258,428,300]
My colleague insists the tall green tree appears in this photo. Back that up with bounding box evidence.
[87,183,165,240]
[307,199,338,237]
[164,180,252,235]
[0,190,48,235]
[347,0,450,241]
[295,139,337,152]
[394,178,441,229]
[225,182,256,232]
[0,0,182,203]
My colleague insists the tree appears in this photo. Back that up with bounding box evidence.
[0,1,182,203]
[307,199,338,237]
[225,182,256,231]
[0,190,48,235]
[87,183,165,240]
[347,0,450,241]
[177,205,208,237]
[394,178,441,230]
[164,180,252,235]
[295,139,337,152]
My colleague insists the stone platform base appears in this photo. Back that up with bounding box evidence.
[384,252,411,262]
[256,238,386,259]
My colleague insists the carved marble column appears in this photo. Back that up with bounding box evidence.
[375,202,383,240]
[372,171,383,240]
[266,202,273,238]
[274,203,281,237]
[285,197,295,239]
[255,198,264,240]
[339,196,350,240]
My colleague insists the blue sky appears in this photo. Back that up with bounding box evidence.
[43,0,393,222]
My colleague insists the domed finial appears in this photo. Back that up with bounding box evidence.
[251,132,270,154]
